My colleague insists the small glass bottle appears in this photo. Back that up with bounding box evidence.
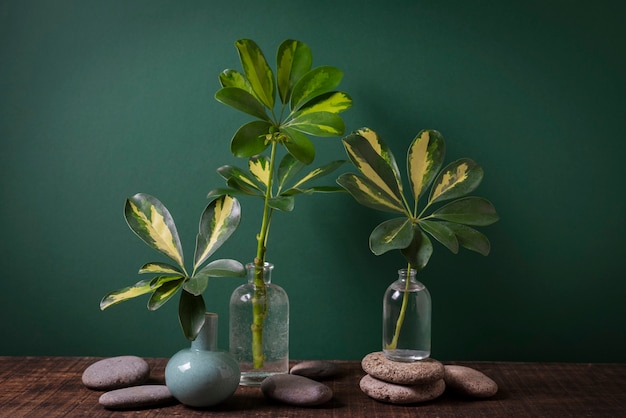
[229,262,289,386]
[383,268,431,362]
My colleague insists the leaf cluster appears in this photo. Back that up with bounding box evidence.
[337,128,499,270]
[100,193,245,340]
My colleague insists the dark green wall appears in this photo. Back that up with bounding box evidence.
[2,0,625,362]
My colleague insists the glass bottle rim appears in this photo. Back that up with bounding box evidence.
[245,261,274,271]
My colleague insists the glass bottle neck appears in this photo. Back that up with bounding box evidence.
[246,261,274,284]
[398,268,418,282]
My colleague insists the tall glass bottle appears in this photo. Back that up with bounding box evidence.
[383,268,431,362]
[229,262,289,386]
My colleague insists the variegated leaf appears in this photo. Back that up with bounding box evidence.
[230,120,272,158]
[248,155,271,188]
[431,197,499,226]
[194,195,242,270]
[290,66,343,112]
[148,277,184,311]
[139,262,184,276]
[99,279,153,310]
[277,152,305,192]
[408,129,445,202]
[296,91,353,116]
[215,87,270,121]
[218,69,254,94]
[149,275,185,289]
[337,173,406,214]
[217,165,263,192]
[292,160,345,188]
[400,227,433,271]
[419,220,459,254]
[342,129,403,203]
[369,217,414,256]
[124,194,184,268]
[284,111,345,137]
[429,158,483,205]
[179,290,206,341]
[235,39,275,109]
[442,221,491,255]
[281,127,315,165]
[277,39,312,104]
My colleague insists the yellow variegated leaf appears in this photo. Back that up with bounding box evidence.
[139,262,184,275]
[194,195,242,269]
[429,158,483,204]
[100,279,153,310]
[147,278,184,311]
[248,155,271,188]
[235,39,275,109]
[125,194,184,268]
[407,130,445,201]
[296,91,352,116]
[337,173,406,214]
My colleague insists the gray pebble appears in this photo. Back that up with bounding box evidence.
[290,360,340,380]
[361,351,444,385]
[261,373,333,406]
[359,374,445,404]
[82,356,150,390]
[99,385,176,410]
[444,365,498,398]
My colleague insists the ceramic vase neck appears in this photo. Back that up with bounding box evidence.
[191,312,218,351]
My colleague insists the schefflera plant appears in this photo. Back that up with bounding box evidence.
[210,39,352,368]
[100,193,245,341]
[337,128,499,349]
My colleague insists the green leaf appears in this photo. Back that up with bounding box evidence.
[432,197,499,226]
[138,262,184,276]
[342,129,403,203]
[277,152,305,192]
[235,39,275,109]
[282,185,346,195]
[147,277,184,311]
[296,91,353,116]
[225,178,264,197]
[218,69,254,93]
[206,187,242,199]
[268,195,295,212]
[442,222,491,256]
[281,127,315,164]
[369,217,414,256]
[217,165,263,191]
[292,160,346,189]
[285,111,345,137]
[337,173,406,214]
[230,120,272,158]
[100,279,153,310]
[277,39,312,104]
[408,129,445,201]
[400,227,433,271]
[194,259,246,280]
[178,290,206,341]
[429,158,483,204]
[248,155,271,188]
[194,195,241,270]
[215,87,270,121]
[124,193,184,268]
[419,220,459,254]
[290,66,343,112]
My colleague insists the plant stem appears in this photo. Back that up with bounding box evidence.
[251,140,278,369]
[387,262,412,350]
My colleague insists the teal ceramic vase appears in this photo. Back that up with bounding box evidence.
[165,312,240,407]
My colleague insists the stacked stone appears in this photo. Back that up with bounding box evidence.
[359,352,446,404]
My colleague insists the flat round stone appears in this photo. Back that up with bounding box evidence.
[290,360,340,380]
[361,352,444,385]
[261,374,333,406]
[99,385,176,410]
[82,356,150,390]
[359,374,445,404]
[444,365,498,398]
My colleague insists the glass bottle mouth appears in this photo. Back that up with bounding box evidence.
[397,268,418,276]
[245,262,274,271]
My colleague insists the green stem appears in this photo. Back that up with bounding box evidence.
[387,262,412,350]
[251,140,278,369]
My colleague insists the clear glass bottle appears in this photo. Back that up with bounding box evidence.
[229,262,289,386]
[383,268,431,362]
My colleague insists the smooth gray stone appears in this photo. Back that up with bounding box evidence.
[82,356,150,390]
[99,385,176,410]
[359,374,445,404]
[361,351,444,385]
[290,360,340,380]
[261,374,333,406]
[444,365,498,398]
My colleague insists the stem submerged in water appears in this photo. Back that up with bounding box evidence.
[386,263,412,350]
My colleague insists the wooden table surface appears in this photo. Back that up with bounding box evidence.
[1,356,625,417]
